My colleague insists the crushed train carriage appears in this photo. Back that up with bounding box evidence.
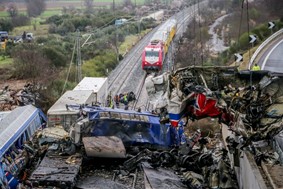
[29,105,186,188]
[0,105,46,189]
[145,65,283,188]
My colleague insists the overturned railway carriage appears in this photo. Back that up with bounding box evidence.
[70,106,181,148]
[142,19,177,72]
[0,105,46,188]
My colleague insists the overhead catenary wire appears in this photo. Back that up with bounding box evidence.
[245,0,253,86]
[61,39,77,95]
[238,1,253,85]
[193,1,196,66]
[237,0,245,46]
[81,14,136,47]
[246,0,251,62]
[197,0,203,66]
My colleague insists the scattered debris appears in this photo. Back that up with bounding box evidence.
[2,66,283,189]
[0,84,39,111]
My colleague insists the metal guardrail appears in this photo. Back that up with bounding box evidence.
[248,28,283,69]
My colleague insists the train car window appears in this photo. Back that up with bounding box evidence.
[99,112,110,119]
[121,113,131,120]
[145,51,159,57]
[130,114,141,121]
[140,115,149,122]
[110,112,121,119]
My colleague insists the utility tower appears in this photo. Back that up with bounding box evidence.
[76,29,82,83]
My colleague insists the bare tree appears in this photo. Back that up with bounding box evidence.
[84,0,94,14]
[25,0,46,17]
[7,3,18,17]
[262,0,283,18]
[123,0,133,8]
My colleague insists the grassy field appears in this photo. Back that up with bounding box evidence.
[11,24,49,36]
[0,0,146,18]
[0,56,13,68]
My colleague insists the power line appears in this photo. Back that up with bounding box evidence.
[62,38,77,95]
[246,0,251,62]
[237,0,244,46]
[197,0,203,66]
[76,29,82,83]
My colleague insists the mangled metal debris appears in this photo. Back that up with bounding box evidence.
[146,66,283,188]
[29,126,82,188]
[0,84,39,111]
[82,136,126,158]
[2,66,283,189]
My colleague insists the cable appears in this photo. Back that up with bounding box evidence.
[193,1,196,66]
[244,0,253,86]
[237,0,244,46]
[61,39,77,95]
[246,0,251,62]
[197,0,203,66]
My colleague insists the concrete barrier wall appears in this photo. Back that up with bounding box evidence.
[222,124,268,189]
[239,152,268,189]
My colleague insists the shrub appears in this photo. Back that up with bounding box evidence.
[0,18,14,31]
[43,46,68,67]
[11,15,30,27]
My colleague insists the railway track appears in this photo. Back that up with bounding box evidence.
[105,1,208,112]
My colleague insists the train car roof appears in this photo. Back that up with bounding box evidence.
[47,90,95,115]
[82,106,159,117]
[0,105,40,157]
[0,111,10,122]
[73,77,107,93]
[150,19,177,43]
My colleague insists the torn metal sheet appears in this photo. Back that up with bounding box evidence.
[142,163,187,189]
[83,136,126,158]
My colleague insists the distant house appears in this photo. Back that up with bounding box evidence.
[115,19,128,26]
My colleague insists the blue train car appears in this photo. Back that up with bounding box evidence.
[80,106,182,148]
[0,105,46,188]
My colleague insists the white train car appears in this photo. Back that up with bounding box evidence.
[73,77,107,104]
[47,77,107,130]
[47,90,96,129]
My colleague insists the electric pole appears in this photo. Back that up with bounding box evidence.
[76,29,82,83]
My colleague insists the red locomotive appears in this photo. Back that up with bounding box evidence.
[142,19,177,72]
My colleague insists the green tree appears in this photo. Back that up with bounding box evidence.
[0,18,14,31]
[43,47,68,67]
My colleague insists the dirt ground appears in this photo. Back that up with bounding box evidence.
[0,79,28,91]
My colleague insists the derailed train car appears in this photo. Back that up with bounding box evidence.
[0,105,46,189]
[69,106,184,149]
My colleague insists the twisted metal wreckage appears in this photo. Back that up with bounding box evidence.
[1,66,283,189]
[146,66,283,187]
[0,84,39,111]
